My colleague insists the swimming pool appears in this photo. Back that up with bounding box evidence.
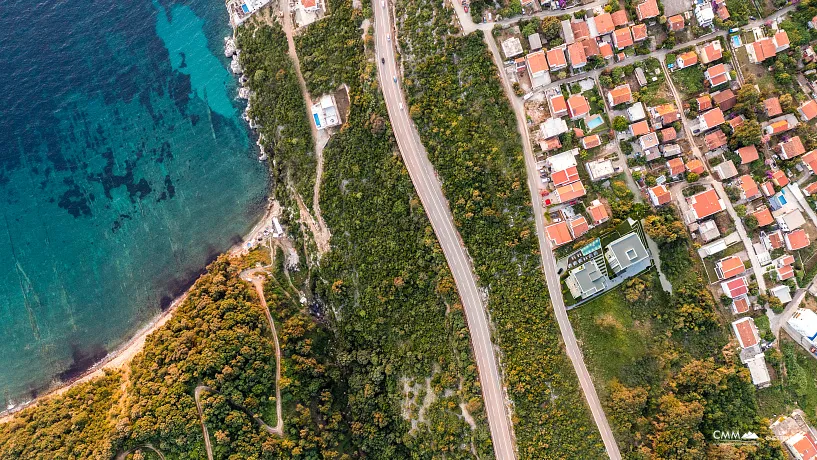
[731,35,742,48]
[581,238,601,256]
[586,114,604,130]
[241,4,250,13]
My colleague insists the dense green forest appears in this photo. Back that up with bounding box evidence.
[572,206,786,459]
[396,1,606,457]
[0,4,493,458]
[237,22,315,208]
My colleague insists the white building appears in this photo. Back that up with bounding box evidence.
[311,94,341,130]
[788,308,817,347]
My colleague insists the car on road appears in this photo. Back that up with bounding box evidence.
[399,102,403,110]
[386,34,390,41]
[381,0,385,6]
[393,76,397,82]
[381,57,385,64]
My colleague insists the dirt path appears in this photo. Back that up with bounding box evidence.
[194,385,215,460]
[280,0,332,254]
[115,444,166,460]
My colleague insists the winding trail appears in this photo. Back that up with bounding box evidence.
[114,444,166,460]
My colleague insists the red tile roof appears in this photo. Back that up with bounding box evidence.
[541,137,562,151]
[677,51,698,67]
[761,181,775,197]
[608,84,633,105]
[567,94,590,118]
[753,207,774,226]
[705,130,728,150]
[555,181,587,202]
[545,221,573,246]
[701,108,725,129]
[686,159,705,174]
[588,202,609,224]
[697,95,713,111]
[689,188,724,219]
[724,277,749,298]
[571,21,591,41]
[649,184,671,205]
[599,42,614,59]
[630,120,651,136]
[775,30,790,48]
[800,99,817,121]
[661,127,676,142]
[739,175,759,199]
[772,169,789,187]
[550,95,568,116]
[785,228,811,250]
[712,89,737,111]
[570,216,589,238]
[789,433,817,460]
[768,230,784,249]
[594,12,615,35]
[718,255,745,279]
[750,37,777,62]
[737,145,759,164]
[546,48,567,68]
[729,115,745,129]
[611,9,629,26]
[527,50,548,74]
[804,181,817,196]
[732,297,750,314]
[717,6,730,20]
[734,317,759,348]
[668,14,685,31]
[764,97,782,116]
[567,42,587,67]
[631,24,648,42]
[581,38,600,57]
[551,165,580,186]
[701,41,723,63]
[613,27,633,49]
[780,136,806,159]
[582,134,601,149]
[667,157,685,176]
[636,0,659,20]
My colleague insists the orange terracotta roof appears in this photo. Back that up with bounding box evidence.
[541,137,562,151]
[739,175,759,199]
[712,89,737,111]
[772,169,789,187]
[701,108,725,129]
[785,228,811,250]
[769,120,791,135]
[764,97,782,117]
[734,318,758,348]
[594,12,615,35]
[611,9,629,26]
[567,94,590,118]
[723,277,749,298]
[649,184,671,205]
[717,6,730,20]
[751,37,777,62]
[631,24,648,41]
[718,255,745,279]
[804,181,817,196]
[729,115,745,129]
[582,38,600,57]
[527,50,548,74]
[768,230,784,249]
[778,263,795,280]
[761,181,776,197]
[582,134,601,149]
[686,159,705,174]
[661,127,676,142]
[737,145,759,164]
[677,51,698,67]
[732,297,750,314]
[570,216,589,238]
[630,120,651,136]
[789,433,817,460]
[705,130,728,150]
[800,99,817,121]
[545,221,573,246]
[551,165,580,186]
[697,95,713,111]
[608,84,632,105]
[588,202,609,224]
[568,42,586,67]
[689,188,723,219]
[555,180,587,202]
[780,136,806,159]
[636,0,659,20]
[667,157,685,176]
[546,48,567,68]
[668,14,685,31]
[613,27,633,49]
[599,42,614,59]
[753,207,774,226]
[701,41,723,63]
[775,30,790,48]
[550,95,567,115]
[571,21,591,41]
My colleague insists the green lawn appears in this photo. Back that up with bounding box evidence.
[671,65,705,99]
[757,334,817,421]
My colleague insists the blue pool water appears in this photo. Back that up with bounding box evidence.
[581,239,601,256]
[587,114,604,130]
[731,35,742,48]
[0,0,269,405]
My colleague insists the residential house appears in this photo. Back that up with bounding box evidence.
[553,181,587,203]
[668,14,685,31]
[551,165,580,187]
[778,136,806,160]
[632,24,648,43]
[540,137,562,152]
[545,221,573,247]
[687,188,725,221]
[803,150,817,173]
[722,276,749,298]
[599,42,614,59]
[774,254,796,281]
[686,159,705,174]
[752,206,774,227]
[788,308,817,347]
[771,284,793,303]
[698,108,725,131]
[799,99,817,122]
[571,21,591,41]
[529,33,543,50]
[705,130,728,151]
[700,40,723,64]
[570,215,589,238]
[582,134,602,149]
[775,208,806,232]
[566,260,607,299]
[648,184,671,206]
[628,102,646,121]
[765,115,799,136]
[716,255,745,279]
[607,84,633,106]
[567,42,587,69]
[546,48,568,70]
[567,94,590,119]
[605,232,650,274]
[549,94,569,118]
[667,157,685,176]
[613,27,633,49]
[713,159,737,180]
[765,97,783,117]
[732,297,751,314]
[630,120,651,137]
[501,37,524,58]
[739,175,760,200]
[676,51,698,69]
[772,169,790,187]
[732,317,760,349]
[636,0,659,21]
[764,229,785,250]
[737,145,759,164]
[582,38,600,58]
[611,9,629,27]
[650,103,681,127]
[540,117,568,139]
[639,132,659,151]
[591,12,615,36]
[761,181,776,197]
[729,114,746,130]
[545,148,578,171]
[662,143,681,157]
[712,89,737,111]
[704,63,731,87]
[588,200,610,224]
[804,181,817,196]
[784,432,817,460]
[660,127,677,142]
[785,228,811,250]
[527,50,549,87]
[697,95,713,111]
[695,3,715,28]
[746,31,789,63]
[586,158,615,181]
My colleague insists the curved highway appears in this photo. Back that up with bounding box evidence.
[373,2,517,458]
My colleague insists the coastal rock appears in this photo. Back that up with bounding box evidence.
[230,55,243,74]
[238,87,251,100]
[224,37,237,57]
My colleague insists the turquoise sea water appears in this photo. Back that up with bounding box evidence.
[0,0,268,405]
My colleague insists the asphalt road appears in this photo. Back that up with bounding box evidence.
[373,2,517,458]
